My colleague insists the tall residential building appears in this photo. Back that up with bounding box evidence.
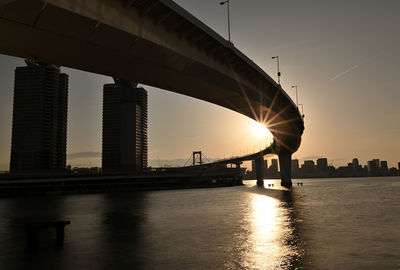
[102,80,147,172]
[10,61,68,172]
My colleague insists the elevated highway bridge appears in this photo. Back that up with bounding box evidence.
[0,0,304,186]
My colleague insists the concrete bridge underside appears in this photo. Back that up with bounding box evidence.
[0,0,304,186]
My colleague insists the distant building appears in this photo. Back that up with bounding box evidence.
[270,159,278,172]
[380,161,388,175]
[244,156,399,180]
[10,61,68,172]
[352,158,359,170]
[301,160,315,176]
[303,160,315,170]
[388,167,397,176]
[291,159,299,176]
[102,80,148,172]
[398,162,400,171]
[317,158,328,170]
[336,165,352,177]
[380,161,388,169]
[367,159,380,176]
[351,158,364,176]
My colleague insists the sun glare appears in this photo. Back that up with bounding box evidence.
[251,121,270,138]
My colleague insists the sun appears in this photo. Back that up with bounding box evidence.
[251,121,270,139]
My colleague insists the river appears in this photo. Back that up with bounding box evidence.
[0,177,399,269]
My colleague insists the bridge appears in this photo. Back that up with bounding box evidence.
[0,0,304,187]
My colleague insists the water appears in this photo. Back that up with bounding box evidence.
[0,177,399,269]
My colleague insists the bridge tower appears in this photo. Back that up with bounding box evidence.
[192,151,202,166]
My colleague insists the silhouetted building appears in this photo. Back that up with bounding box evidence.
[351,158,364,176]
[367,159,380,176]
[303,160,315,170]
[301,160,315,176]
[102,80,147,172]
[380,161,388,169]
[291,159,299,177]
[270,159,278,172]
[317,158,328,170]
[380,161,388,175]
[10,61,68,172]
[388,167,398,176]
[398,162,400,171]
[352,158,359,168]
[243,156,398,180]
[336,165,352,177]
[352,158,360,171]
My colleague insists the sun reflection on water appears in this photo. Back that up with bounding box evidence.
[241,192,303,270]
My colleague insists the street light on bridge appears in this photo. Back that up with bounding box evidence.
[219,0,231,42]
[291,85,299,108]
[298,103,304,118]
[272,56,281,85]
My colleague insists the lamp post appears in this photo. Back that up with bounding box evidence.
[291,85,299,108]
[220,0,231,42]
[271,56,281,85]
[298,103,304,117]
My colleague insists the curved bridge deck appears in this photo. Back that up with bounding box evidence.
[0,0,304,185]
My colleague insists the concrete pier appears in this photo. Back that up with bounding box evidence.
[279,152,292,187]
[255,156,265,186]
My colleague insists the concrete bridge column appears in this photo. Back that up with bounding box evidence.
[279,152,292,187]
[255,156,265,186]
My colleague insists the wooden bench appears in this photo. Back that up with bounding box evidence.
[25,220,70,249]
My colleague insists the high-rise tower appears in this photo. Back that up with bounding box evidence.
[10,60,68,172]
[102,80,147,172]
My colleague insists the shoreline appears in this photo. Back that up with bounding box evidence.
[0,173,243,197]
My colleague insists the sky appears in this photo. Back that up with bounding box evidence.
[0,0,399,170]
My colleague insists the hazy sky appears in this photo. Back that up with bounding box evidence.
[1,0,399,170]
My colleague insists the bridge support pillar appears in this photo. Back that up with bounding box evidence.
[255,156,265,186]
[279,152,292,187]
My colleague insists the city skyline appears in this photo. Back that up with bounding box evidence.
[0,0,399,170]
[246,156,400,180]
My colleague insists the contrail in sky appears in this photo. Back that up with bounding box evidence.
[330,53,382,81]
[330,64,361,81]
